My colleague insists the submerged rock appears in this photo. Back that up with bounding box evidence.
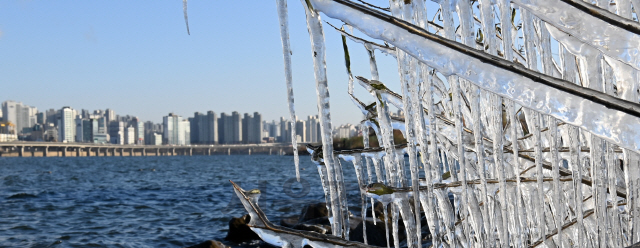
[298,202,329,222]
[279,215,298,228]
[350,219,389,246]
[224,214,259,242]
[185,240,228,248]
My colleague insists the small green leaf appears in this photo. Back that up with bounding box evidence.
[340,26,352,76]
[366,183,395,195]
[442,171,451,180]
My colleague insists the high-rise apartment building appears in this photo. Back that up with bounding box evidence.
[1,100,37,134]
[306,115,319,143]
[231,111,242,144]
[124,126,135,144]
[279,117,291,143]
[105,109,116,123]
[190,111,218,144]
[296,120,306,143]
[108,121,124,144]
[58,106,75,143]
[163,113,190,145]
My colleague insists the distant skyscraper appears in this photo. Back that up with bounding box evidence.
[242,113,251,144]
[296,120,306,142]
[306,115,319,143]
[108,121,124,144]
[163,113,190,145]
[218,113,228,144]
[81,109,90,119]
[231,111,242,144]
[124,126,135,144]
[144,121,155,145]
[131,117,144,144]
[1,100,37,134]
[105,109,116,123]
[252,112,262,144]
[58,106,75,143]
[75,116,84,142]
[207,111,218,144]
[178,120,190,145]
[163,113,180,145]
[45,109,57,126]
[36,112,45,125]
[190,111,218,144]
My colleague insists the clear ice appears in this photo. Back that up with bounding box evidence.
[229,0,640,247]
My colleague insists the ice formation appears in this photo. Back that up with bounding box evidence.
[232,0,640,247]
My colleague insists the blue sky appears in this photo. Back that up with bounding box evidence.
[0,1,401,125]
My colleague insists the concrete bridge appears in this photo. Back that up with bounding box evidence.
[0,142,296,157]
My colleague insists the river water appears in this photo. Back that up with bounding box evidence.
[0,155,361,248]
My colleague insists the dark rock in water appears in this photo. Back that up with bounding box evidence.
[185,240,228,248]
[628,242,640,248]
[350,219,392,246]
[224,214,259,242]
[298,203,329,223]
[280,216,298,228]
[365,201,386,221]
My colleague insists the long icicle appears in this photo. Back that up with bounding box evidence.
[531,110,549,246]
[508,101,528,248]
[607,143,621,247]
[491,93,510,247]
[275,0,301,182]
[299,0,343,237]
[550,117,564,247]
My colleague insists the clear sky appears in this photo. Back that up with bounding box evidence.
[0,1,401,125]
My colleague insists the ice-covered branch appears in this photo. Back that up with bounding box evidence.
[307,0,640,152]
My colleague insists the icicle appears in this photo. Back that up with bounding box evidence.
[275,0,301,182]
[453,75,485,246]
[607,143,621,247]
[341,153,366,243]
[308,0,640,152]
[490,93,510,247]
[521,8,538,72]
[335,157,350,239]
[471,85,493,247]
[530,110,550,245]
[591,136,607,247]
[568,125,585,248]
[625,151,640,244]
[478,0,497,55]
[384,203,390,248]
[507,101,528,247]
[512,0,640,72]
[183,0,190,35]
[299,0,343,237]
[498,0,514,62]
[308,147,333,226]
[549,117,564,247]
[366,46,380,81]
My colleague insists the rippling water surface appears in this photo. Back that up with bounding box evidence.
[0,155,360,248]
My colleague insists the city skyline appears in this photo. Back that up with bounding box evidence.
[0,99,361,145]
[0,98,352,127]
[0,1,403,126]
